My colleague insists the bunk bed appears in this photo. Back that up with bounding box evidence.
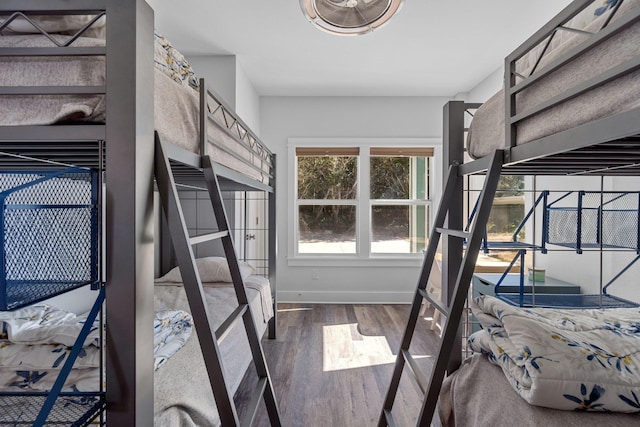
[435,0,640,425]
[0,1,278,425]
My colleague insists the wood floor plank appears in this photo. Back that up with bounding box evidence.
[234,303,442,426]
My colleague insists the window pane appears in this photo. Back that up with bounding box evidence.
[297,156,357,200]
[371,205,429,253]
[486,175,525,241]
[486,196,526,241]
[298,205,356,254]
[481,175,525,266]
[370,156,429,200]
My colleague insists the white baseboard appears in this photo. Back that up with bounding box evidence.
[278,290,414,304]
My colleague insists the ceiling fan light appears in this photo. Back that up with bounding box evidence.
[300,0,404,36]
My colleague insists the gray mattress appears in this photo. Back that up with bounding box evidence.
[438,354,640,427]
[467,0,640,159]
[0,34,270,184]
[153,276,273,427]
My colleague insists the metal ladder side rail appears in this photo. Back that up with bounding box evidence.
[33,286,106,426]
[155,136,240,425]
[202,155,282,427]
[378,151,503,427]
[378,158,467,427]
[417,151,502,426]
[154,135,282,427]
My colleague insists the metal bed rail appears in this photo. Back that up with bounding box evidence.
[200,79,275,187]
[489,0,640,175]
[0,4,107,169]
[505,0,640,149]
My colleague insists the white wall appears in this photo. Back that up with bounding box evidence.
[260,96,449,303]
[467,66,502,103]
[235,63,261,135]
[187,55,237,110]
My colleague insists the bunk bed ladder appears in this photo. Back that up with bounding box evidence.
[378,151,503,427]
[154,137,282,427]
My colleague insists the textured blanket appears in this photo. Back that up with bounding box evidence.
[153,277,272,427]
[438,354,640,427]
[0,304,192,392]
[470,295,640,412]
[467,0,640,158]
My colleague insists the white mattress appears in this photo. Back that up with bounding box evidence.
[438,354,640,427]
[153,275,273,427]
[0,34,271,184]
[467,0,640,159]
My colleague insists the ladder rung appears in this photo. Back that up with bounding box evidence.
[241,377,268,427]
[189,230,229,245]
[215,304,249,344]
[435,227,470,239]
[383,409,398,427]
[418,288,449,317]
[401,350,428,395]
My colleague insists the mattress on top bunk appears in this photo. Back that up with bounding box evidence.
[153,275,273,427]
[0,33,270,184]
[438,354,640,427]
[467,0,640,159]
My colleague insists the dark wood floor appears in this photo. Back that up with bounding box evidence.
[235,303,442,427]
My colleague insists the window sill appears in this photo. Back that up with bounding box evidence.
[287,256,424,268]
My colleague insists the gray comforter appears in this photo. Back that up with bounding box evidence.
[438,354,640,427]
[468,0,640,158]
[153,277,272,427]
[0,33,270,184]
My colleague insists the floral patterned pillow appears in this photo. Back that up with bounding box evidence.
[154,31,200,91]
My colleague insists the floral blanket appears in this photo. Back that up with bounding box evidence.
[0,305,192,392]
[469,295,640,413]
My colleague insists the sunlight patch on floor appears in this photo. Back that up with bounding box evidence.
[322,323,430,372]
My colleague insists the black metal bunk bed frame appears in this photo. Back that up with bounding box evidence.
[0,1,279,425]
[379,0,640,425]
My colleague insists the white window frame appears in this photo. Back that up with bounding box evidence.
[288,138,442,267]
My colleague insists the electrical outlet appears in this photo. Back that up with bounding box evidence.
[312,268,319,280]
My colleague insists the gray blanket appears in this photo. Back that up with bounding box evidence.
[468,0,640,158]
[0,34,106,125]
[0,33,269,184]
[153,277,272,427]
[438,354,640,427]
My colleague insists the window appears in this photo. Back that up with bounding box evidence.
[370,148,432,254]
[296,147,359,254]
[467,174,526,268]
[294,145,434,258]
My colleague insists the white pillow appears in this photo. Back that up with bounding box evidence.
[155,257,255,284]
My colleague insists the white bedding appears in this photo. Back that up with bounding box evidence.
[467,0,640,159]
[0,304,192,393]
[153,275,273,427]
[470,295,640,413]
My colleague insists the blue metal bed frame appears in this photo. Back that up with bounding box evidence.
[469,188,640,308]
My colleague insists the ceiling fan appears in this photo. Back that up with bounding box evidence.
[300,0,404,36]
